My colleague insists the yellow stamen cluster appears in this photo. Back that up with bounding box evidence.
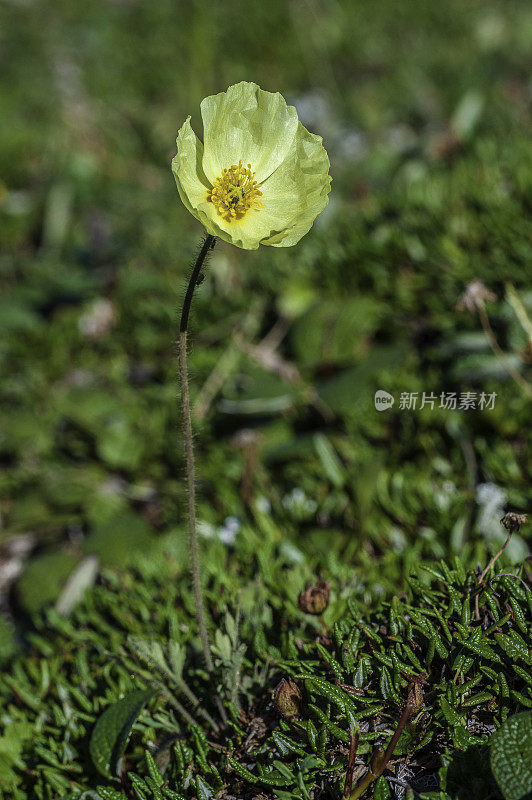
[207,161,263,222]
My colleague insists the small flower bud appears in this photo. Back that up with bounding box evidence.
[273,678,302,719]
[407,681,424,715]
[369,746,386,774]
[298,580,331,615]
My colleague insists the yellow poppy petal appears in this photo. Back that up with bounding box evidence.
[206,120,330,249]
[200,82,299,184]
[171,116,212,221]
[259,124,331,247]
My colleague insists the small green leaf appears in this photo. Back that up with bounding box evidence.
[373,775,392,800]
[96,788,127,800]
[490,711,532,800]
[440,697,462,727]
[89,689,153,777]
[272,731,307,756]
[129,773,148,800]
[461,691,494,708]
[195,775,214,799]
[307,720,318,751]
[494,632,530,664]
[313,433,345,488]
[461,632,501,662]
[301,675,358,715]
[379,666,398,702]
[226,755,259,784]
[452,725,483,749]
[314,641,344,680]
[144,750,163,786]
[307,702,350,743]
[273,760,296,779]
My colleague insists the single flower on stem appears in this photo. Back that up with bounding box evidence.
[172,81,331,674]
[173,80,331,249]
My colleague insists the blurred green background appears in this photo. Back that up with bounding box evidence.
[1,0,531,615]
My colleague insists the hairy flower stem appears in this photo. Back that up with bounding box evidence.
[178,234,216,672]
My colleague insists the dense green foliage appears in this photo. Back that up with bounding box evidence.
[1,547,531,799]
[0,0,531,797]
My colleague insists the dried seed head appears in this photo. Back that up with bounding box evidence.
[273,678,302,719]
[457,280,497,314]
[298,580,331,615]
[500,512,528,534]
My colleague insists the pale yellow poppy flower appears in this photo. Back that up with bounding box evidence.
[172,81,331,250]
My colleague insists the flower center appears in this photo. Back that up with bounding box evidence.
[207,161,263,222]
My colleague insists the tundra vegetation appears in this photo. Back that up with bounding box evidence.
[0,1,531,798]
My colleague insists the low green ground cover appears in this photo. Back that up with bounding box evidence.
[1,540,531,799]
[1,0,531,796]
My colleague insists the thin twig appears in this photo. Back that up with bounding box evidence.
[348,703,413,800]
[343,729,359,797]
[234,323,334,421]
[479,529,513,585]
[477,302,532,400]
